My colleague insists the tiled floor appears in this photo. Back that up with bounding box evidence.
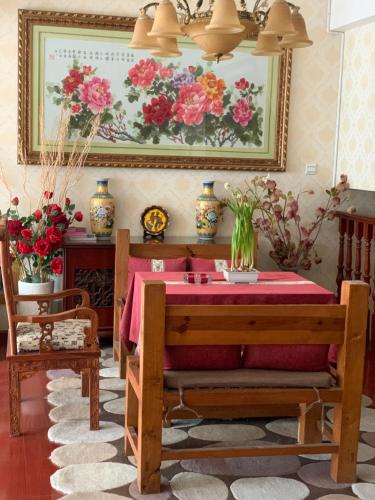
[0,337,374,500]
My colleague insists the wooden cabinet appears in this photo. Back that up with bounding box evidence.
[64,240,115,337]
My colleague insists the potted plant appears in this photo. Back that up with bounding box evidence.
[250,174,351,271]
[6,194,82,297]
[222,182,259,282]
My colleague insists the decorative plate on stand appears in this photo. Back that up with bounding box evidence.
[141,205,170,240]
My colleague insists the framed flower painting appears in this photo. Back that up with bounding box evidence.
[18,9,292,171]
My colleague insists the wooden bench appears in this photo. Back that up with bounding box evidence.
[125,279,369,493]
[113,228,248,377]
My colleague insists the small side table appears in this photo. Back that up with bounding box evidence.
[64,239,115,338]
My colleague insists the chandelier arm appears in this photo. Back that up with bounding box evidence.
[287,2,300,12]
[195,0,204,11]
[251,0,270,27]
[252,0,266,13]
[177,0,192,21]
[141,2,160,15]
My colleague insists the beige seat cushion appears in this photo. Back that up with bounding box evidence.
[16,319,91,353]
[164,369,334,389]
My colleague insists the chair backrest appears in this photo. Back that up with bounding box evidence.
[138,279,369,390]
[0,218,16,312]
[113,227,237,316]
[0,218,18,347]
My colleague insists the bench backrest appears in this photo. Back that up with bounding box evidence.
[114,228,237,305]
[138,279,368,389]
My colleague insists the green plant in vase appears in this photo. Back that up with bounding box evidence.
[223,182,259,272]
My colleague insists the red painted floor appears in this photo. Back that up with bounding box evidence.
[0,339,374,500]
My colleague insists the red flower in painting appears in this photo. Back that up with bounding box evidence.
[159,65,174,80]
[232,98,253,127]
[128,59,159,88]
[71,103,81,113]
[82,65,93,76]
[143,95,173,126]
[33,239,51,257]
[50,257,63,275]
[211,100,224,117]
[235,78,250,90]
[44,191,53,199]
[63,69,84,95]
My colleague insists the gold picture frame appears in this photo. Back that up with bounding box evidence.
[18,9,292,171]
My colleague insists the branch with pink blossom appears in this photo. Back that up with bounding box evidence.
[251,175,352,270]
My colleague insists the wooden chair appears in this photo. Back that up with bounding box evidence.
[0,218,100,436]
[113,228,248,377]
[125,279,369,493]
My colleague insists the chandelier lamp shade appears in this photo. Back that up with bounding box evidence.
[129,0,313,61]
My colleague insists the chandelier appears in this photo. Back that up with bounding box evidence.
[129,0,313,62]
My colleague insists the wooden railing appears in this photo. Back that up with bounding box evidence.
[336,212,375,331]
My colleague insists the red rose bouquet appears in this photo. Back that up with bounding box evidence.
[5,194,82,283]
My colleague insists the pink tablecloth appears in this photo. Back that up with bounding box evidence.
[120,271,336,350]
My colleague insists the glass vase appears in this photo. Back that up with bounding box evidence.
[231,215,255,271]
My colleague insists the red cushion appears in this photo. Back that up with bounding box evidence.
[128,256,187,287]
[189,257,230,272]
[242,345,330,371]
[164,346,242,370]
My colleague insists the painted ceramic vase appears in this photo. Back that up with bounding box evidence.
[89,179,115,240]
[195,181,222,240]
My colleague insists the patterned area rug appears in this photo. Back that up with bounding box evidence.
[46,348,375,499]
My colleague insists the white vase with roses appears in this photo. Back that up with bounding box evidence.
[4,192,83,314]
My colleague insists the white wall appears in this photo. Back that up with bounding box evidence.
[330,0,375,30]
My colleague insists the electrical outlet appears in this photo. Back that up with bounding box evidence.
[305,163,317,175]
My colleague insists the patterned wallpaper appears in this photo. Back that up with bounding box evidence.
[0,0,344,293]
[337,21,375,194]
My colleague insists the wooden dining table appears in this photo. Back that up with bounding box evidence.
[119,271,337,369]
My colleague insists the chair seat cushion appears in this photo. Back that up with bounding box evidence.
[164,368,334,389]
[16,319,91,352]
